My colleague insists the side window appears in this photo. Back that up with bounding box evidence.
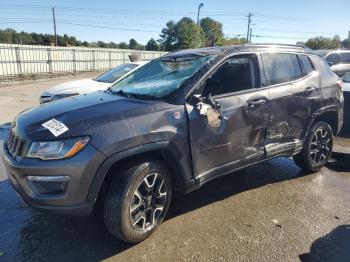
[203,56,257,97]
[340,53,350,64]
[299,55,315,75]
[262,53,302,85]
[325,53,340,65]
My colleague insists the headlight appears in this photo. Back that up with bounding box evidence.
[52,93,78,101]
[27,137,90,160]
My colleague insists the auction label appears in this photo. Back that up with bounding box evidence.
[42,118,69,137]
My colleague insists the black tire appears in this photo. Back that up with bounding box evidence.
[293,121,333,172]
[103,158,172,243]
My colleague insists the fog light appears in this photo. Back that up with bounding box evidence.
[26,176,70,196]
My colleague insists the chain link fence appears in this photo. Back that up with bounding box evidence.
[0,44,167,83]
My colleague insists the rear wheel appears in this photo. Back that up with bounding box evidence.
[293,121,333,172]
[103,158,172,243]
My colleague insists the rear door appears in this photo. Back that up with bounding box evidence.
[186,54,271,182]
[262,52,319,156]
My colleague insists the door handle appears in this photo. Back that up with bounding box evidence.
[304,87,315,94]
[248,98,267,108]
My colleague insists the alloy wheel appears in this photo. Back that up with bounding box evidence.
[309,128,332,165]
[129,173,167,231]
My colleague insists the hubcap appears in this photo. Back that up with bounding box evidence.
[310,128,331,165]
[129,173,167,231]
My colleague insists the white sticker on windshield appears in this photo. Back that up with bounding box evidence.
[42,119,69,137]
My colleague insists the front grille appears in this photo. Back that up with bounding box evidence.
[7,131,27,158]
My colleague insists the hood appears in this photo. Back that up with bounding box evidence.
[13,92,157,141]
[44,79,111,95]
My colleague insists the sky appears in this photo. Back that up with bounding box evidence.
[0,0,349,45]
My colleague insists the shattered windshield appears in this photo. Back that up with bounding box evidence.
[110,55,213,98]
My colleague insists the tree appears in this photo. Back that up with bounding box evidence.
[0,29,14,43]
[108,42,118,48]
[118,42,128,49]
[159,17,205,51]
[174,17,205,49]
[342,39,350,49]
[159,21,177,51]
[97,41,107,48]
[129,38,138,49]
[136,44,146,50]
[305,36,341,50]
[222,37,247,46]
[200,17,224,47]
[146,38,159,51]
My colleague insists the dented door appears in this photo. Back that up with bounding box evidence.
[186,89,270,182]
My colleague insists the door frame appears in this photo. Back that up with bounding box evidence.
[185,52,272,184]
[185,52,269,101]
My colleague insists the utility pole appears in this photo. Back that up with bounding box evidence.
[249,28,253,43]
[52,7,57,46]
[196,3,204,48]
[197,3,204,25]
[246,13,253,44]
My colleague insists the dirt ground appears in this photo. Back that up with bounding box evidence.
[0,73,99,124]
[0,78,350,262]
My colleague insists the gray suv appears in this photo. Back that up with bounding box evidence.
[1,44,344,243]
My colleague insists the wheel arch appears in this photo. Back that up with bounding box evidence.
[302,107,340,140]
[86,141,194,203]
[313,111,338,135]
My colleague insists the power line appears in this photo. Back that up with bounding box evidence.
[0,3,341,22]
[0,2,347,43]
[58,22,160,33]
[0,21,50,24]
[252,34,309,40]
[253,27,339,36]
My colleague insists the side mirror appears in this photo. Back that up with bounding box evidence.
[327,60,334,67]
[189,94,205,105]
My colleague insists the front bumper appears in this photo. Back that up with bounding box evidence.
[1,142,105,217]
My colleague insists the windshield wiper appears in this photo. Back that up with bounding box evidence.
[110,89,135,99]
[109,89,158,100]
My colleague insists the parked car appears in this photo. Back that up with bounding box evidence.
[39,61,148,103]
[325,50,350,133]
[2,44,343,243]
[325,50,350,78]
[342,72,350,132]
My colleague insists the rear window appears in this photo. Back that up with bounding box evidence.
[262,53,302,85]
[299,55,315,75]
[340,53,350,64]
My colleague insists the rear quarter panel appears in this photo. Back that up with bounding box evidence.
[309,55,344,133]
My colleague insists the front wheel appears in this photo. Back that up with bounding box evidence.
[293,121,333,172]
[103,158,172,243]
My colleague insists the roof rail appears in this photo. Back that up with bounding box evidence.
[243,43,308,49]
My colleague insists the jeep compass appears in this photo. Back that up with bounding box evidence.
[2,44,343,243]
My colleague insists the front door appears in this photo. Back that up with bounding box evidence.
[186,54,270,183]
